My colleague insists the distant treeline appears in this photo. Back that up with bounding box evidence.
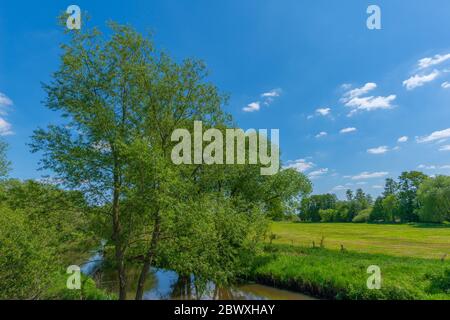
[298,171,450,224]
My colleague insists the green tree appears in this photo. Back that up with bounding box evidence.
[417,175,450,223]
[382,194,400,222]
[300,194,337,222]
[0,140,10,179]
[397,171,428,222]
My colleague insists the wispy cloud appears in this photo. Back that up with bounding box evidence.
[417,128,450,143]
[403,70,440,90]
[243,88,282,112]
[0,118,13,136]
[284,159,315,173]
[243,102,260,113]
[316,107,331,116]
[0,92,13,136]
[341,83,396,116]
[315,131,327,139]
[397,136,408,143]
[439,145,450,152]
[308,168,328,179]
[340,127,357,134]
[418,164,450,170]
[418,53,450,70]
[442,81,450,89]
[0,93,13,108]
[367,146,389,155]
[350,171,389,180]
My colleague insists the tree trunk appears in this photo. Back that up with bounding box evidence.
[135,215,160,300]
[112,171,127,300]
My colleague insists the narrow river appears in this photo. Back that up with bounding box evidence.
[81,252,314,300]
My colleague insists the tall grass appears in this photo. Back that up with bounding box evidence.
[247,244,450,300]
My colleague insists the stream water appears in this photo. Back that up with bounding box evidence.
[81,252,314,300]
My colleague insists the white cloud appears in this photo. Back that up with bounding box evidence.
[343,83,377,100]
[418,164,436,170]
[308,168,329,179]
[0,93,13,107]
[315,131,327,138]
[245,89,282,112]
[442,81,450,89]
[418,53,450,70]
[243,102,260,112]
[341,83,396,115]
[418,164,450,170]
[261,88,281,98]
[350,171,389,180]
[284,159,315,173]
[439,145,450,152]
[332,185,347,191]
[398,136,408,143]
[367,146,389,155]
[0,93,13,135]
[417,128,450,143]
[340,127,357,134]
[0,117,13,136]
[316,107,331,116]
[403,70,440,90]
[372,185,384,189]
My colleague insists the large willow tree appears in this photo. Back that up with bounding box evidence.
[31,20,311,300]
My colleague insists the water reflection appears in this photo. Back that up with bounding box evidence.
[85,265,313,300]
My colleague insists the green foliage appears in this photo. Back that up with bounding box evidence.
[300,194,337,222]
[0,205,56,299]
[251,244,450,300]
[352,208,371,223]
[319,209,338,222]
[0,140,10,179]
[417,175,450,223]
[397,171,429,222]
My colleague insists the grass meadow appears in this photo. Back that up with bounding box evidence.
[248,222,450,300]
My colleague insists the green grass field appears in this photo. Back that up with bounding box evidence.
[269,222,450,259]
[248,222,450,299]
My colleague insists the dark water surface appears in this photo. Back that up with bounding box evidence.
[81,253,314,300]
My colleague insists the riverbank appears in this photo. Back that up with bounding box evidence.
[247,244,450,300]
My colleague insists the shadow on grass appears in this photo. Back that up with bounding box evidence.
[411,223,450,229]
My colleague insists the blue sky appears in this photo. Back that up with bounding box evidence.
[1,0,450,197]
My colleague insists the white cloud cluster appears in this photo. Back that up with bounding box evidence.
[285,158,329,180]
[403,53,450,91]
[341,83,396,116]
[439,145,450,152]
[315,131,327,138]
[0,92,13,136]
[416,128,450,143]
[316,107,331,116]
[243,88,282,113]
[397,136,408,143]
[308,168,329,179]
[284,159,314,172]
[367,146,389,155]
[418,53,450,70]
[350,171,389,180]
[403,70,440,90]
[418,164,450,170]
